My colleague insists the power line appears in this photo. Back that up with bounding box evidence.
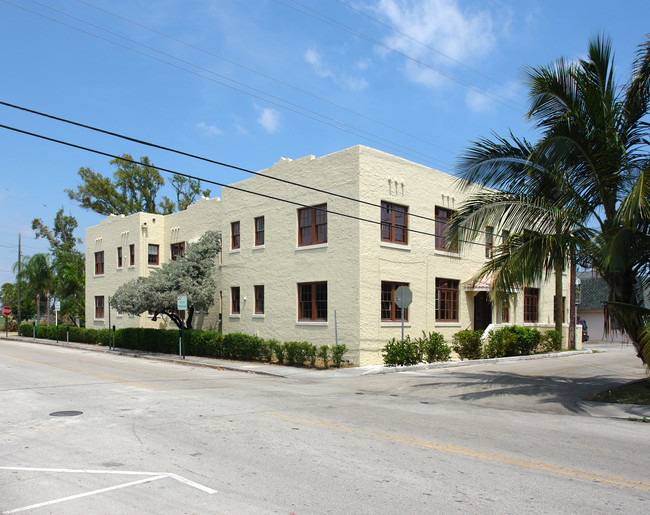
[0,100,494,238]
[0,122,494,249]
[273,0,523,112]
[4,0,450,169]
[74,0,453,157]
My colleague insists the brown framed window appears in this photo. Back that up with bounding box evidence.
[381,281,409,322]
[554,296,566,323]
[117,247,123,268]
[501,299,510,323]
[94,296,104,319]
[129,244,135,266]
[231,222,240,249]
[381,202,408,245]
[524,288,539,323]
[94,251,104,275]
[298,204,327,246]
[231,287,240,314]
[148,244,159,265]
[255,217,265,246]
[171,242,185,261]
[501,229,510,243]
[298,282,327,321]
[435,206,458,252]
[485,226,493,258]
[254,285,264,314]
[435,278,459,322]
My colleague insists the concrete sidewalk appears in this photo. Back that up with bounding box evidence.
[2,333,649,421]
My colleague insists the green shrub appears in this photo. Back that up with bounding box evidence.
[484,326,542,358]
[331,344,347,368]
[382,336,422,366]
[273,341,286,364]
[285,341,312,366]
[418,331,451,363]
[538,330,561,353]
[452,330,483,360]
[259,339,274,362]
[318,345,329,368]
[223,332,263,361]
[306,344,317,367]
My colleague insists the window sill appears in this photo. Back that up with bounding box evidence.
[147,264,160,268]
[93,318,105,322]
[296,321,328,326]
[128,265,136,269]
[434,250,461,258]
[380,242,411,251]
[295,243,328,251]
[229,314,241,319]
[381,321,411,327]
[252,314,265,319]
[435,321,461,327]
[229,249,241,254]
[252,245,265,250]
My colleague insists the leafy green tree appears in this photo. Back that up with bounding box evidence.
[66,155,210,216]
[453,35,650,365]
[15,254,52,322]
[1,281,36,319]
[111,231,221,329]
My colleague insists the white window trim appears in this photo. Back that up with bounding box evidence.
[229,248,241,254]
[435,322,462,327]
[295,321,328,326]
[229,313,241,319]
[94,274,105,278]
[381,322,412,328]
[93,318,105,322]
[380,242,411,251]
[252,314,265,319]
[252,245,265,250]
[295,243,328,251]
[434,249,461,258]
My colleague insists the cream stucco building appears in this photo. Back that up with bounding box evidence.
[85,145,572,365]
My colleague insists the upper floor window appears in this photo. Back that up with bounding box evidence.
[94,296,104,319]
[117,247,123,268]
[298,282,327,321]
[435,278,459,322]
[485,226,494,258]
[435,206,458,252]
[254,285,264,314]
[171,242,185,261]
[148,244,159,265]
[231,222,240,250]
[381,202,408,245]
[298,204,327,246]
[381,281,409,322]
[255,217,265,246]
[94,251,104,275]
[231,286,240,314]
[129,244,135,266]
[501,229,510,243]
[524,288,539,323]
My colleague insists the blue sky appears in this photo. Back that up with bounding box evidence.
[0,0,649,288]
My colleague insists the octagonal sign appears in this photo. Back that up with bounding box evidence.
[394,286,412,309]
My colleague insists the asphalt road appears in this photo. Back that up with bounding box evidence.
[1,339,648,514]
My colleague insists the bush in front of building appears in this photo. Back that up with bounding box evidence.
[483,326,542,358]
[420,331,451,363]
[382,336,422,366]
[537,330,561,353]
[452,330,484,360]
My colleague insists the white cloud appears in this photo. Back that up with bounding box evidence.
[304,48,333,78]
[374,0,498,87]
[196,121,222,137]
[465,79,521,113]
[304,48,369,92]
[256,107,281,133]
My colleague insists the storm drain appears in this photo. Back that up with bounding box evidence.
[49,411,83,417]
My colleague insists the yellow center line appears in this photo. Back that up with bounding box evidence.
[4,353,161,390]
[268,413,649,491]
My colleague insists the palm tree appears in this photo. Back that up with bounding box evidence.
[453,35,650,363]
[17,254,52,323]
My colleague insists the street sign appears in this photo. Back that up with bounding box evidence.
[394,286,412,309]
[2,306,11,316]
[55,301,61,312]
[177,295,188,311]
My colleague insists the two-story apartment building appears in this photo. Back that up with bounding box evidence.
[86,145,570,365]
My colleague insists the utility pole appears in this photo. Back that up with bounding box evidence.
[17,233,21,326]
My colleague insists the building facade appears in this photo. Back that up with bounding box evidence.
[86,145,570,365]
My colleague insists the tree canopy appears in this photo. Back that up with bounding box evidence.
[111,231,221,329]
[66,154,211,216]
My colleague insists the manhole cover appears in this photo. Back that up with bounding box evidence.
[50,411,83,417]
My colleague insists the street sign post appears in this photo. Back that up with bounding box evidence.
[2,306,11,316]
[394,286,413,341]
[177,295,187,358]
[2,306,10,337]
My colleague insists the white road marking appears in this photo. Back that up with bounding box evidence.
[0,466,217,513]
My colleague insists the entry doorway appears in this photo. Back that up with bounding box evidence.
[474,291,492,331]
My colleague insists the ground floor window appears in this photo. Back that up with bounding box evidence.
[381,281,409,321]
[171,242,185,260]
[435,278,459,322]
[148,244,159,265]
[255,285,264,314]
[298,282,327,321]
[524,288,539,323]
[501,299,509,323]
[231,287,240,314]
[94,296,104,319]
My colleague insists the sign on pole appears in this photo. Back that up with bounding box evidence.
[2,306,11,316]
[55,301,61,312]
[394,286,412,341]
[177,295,188,311]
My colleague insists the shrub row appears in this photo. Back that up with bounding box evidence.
[18,325,348,368]
[383,326,562,366]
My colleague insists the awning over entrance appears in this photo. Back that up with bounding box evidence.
[463,278,491,292]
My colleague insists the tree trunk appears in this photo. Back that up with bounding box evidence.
[569,248,576,349]
[554,257,564,337]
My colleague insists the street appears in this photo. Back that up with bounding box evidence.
[1,339,648,513]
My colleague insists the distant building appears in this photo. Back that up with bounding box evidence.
[85,145,569,365]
